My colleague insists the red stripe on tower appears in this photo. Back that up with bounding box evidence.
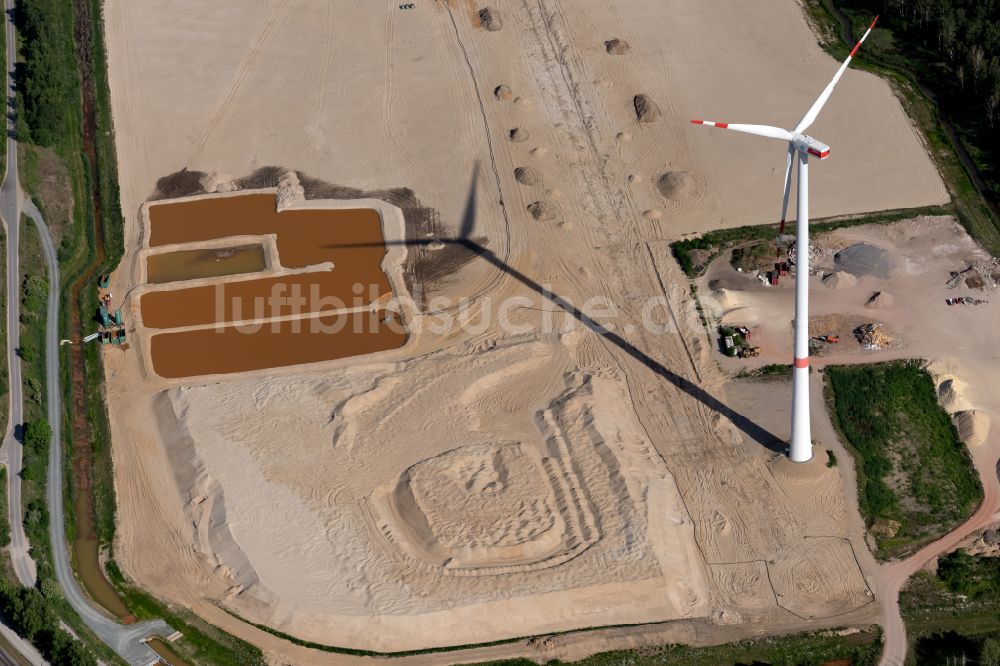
[794,357,809,369]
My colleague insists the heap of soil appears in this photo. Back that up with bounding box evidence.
[937,378,971,412]
[479,8,502,31]
[865,291,895,309]
[834,242,891,278]
[509,127,530,143]
[953,410,989,446]
[656,171,692,200]
[494,84,512,101]
[527,201,557,221]
[604,38,631,54]
[633,94,662,123]
[514,166,542,186]
[821,271,858,290]
[643,209,662,220]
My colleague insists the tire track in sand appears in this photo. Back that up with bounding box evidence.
[192,0,293,160]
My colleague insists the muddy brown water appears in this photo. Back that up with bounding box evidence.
[150,310,406,378]
[146,244,265,284]
[145,638,190,666]
[74,535,132,620]
[143,195,391,327]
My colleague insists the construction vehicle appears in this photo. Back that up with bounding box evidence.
[113,309,123,326]
[724,335,736,356]
[99,305,111,327]
[115,328,126,345]
[736,326,752,338]
[816,334,839,343]
[741,346,761,358]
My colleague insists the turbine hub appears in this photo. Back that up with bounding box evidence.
[793,134,830,159]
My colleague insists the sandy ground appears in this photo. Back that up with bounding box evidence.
[698,216,1000,665]
[101,0,950,661]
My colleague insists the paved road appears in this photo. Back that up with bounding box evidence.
[27,201,171,665]
[0,0,37,590]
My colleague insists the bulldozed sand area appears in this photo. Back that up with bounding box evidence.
[101,0,960,661]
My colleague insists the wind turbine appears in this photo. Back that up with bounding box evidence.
[691,17,878,463]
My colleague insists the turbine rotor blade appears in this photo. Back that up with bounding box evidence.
[690,120,793,142]
[779,143,794,235]
[794,15,878,134]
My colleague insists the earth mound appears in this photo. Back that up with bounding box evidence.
[865,291,895,309]
[953,410,989,446]
[478,8,502,31]
[937,378,970,412]
[821,272,858,290]
[834,243,892,278]
[656,171,693,200]
[633,95,662,123]
[514,166,542,186]
[604,38,631,54]
[493,84,512,101]
[527,201,557,221]
[509,127,530,143]
[643,209,662,220]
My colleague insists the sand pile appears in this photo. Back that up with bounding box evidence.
[865,291,895,309]
[938,378,971,412]
[275,170,305,210]
[509,127,530,143]
[643,209,662,220]
[604,38,630,54]
[834,243,891,278]
[656,172,693,200]
[854,323,893,350]
[821,272,858,289]
[528,201,557,221]
[953,410,989,446]
[633,95,662,123]
[494,84,512,101]
[514,166,542,186]
[478,8,502,31]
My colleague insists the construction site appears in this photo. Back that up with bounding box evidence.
[86,0,1000,664]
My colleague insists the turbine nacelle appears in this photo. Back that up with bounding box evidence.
[794,134,830,160]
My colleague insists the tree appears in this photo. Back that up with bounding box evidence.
[981,637,1000,666]
[970,45,986,91]
[988,85,1000,129]
[47,630,96,666]
[22,420,51,452]
[939,13,957,60]
[9,588,50,641]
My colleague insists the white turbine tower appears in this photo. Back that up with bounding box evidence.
[692,16,878,463]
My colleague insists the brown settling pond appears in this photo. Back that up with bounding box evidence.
[146,244,266,284]
[150,310,406,378]
[142,194,391,328]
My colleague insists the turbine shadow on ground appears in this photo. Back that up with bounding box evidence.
[334,166,785,453]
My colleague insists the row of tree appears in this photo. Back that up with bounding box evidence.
[15,0,80,148]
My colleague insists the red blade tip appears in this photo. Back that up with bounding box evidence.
[690,120,704,124]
